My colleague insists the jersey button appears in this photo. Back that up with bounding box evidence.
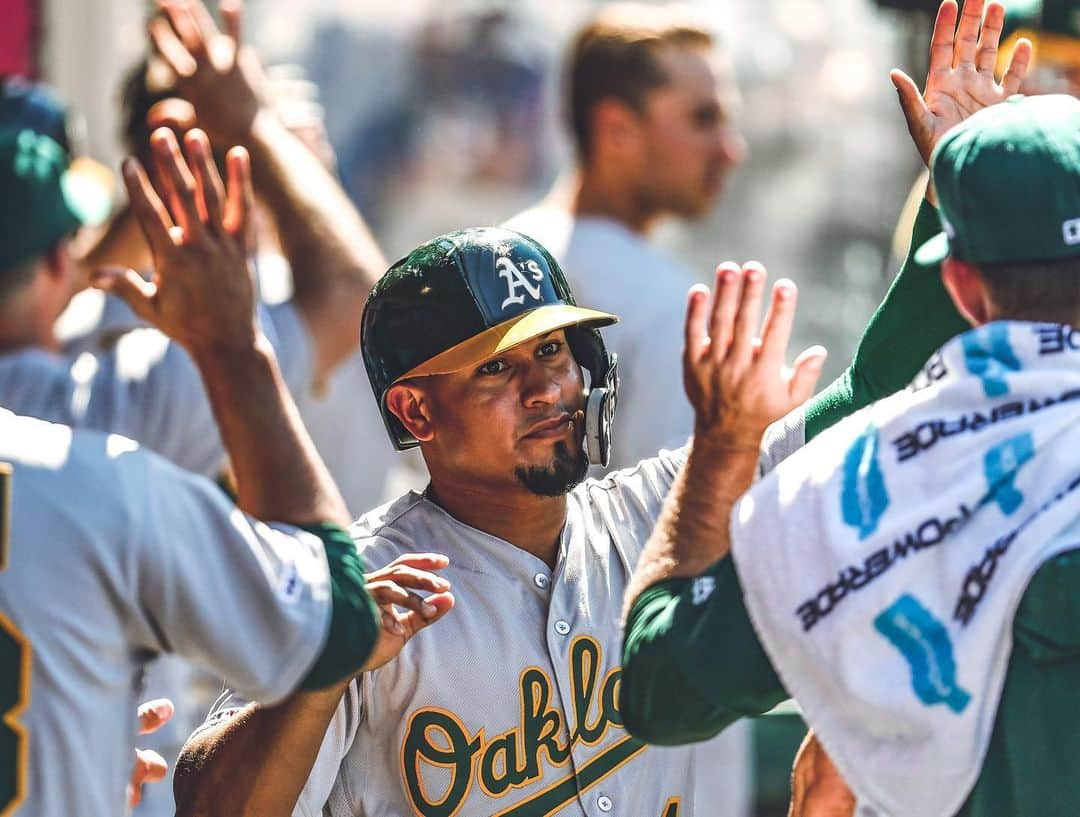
[533,573,550,590]
[554,620,571,636]
[597,795,613,812]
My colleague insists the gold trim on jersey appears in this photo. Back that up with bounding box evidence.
[0,611,31,817]
[400,635,675,817]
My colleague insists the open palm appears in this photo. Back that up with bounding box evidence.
[891,0,1032,166]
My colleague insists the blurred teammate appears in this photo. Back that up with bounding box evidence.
[506,4,746,470]
[0,115,451,817]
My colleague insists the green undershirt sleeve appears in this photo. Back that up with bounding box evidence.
[299,522,381,690]
[804,197,970,441]
[1013,549,1080,661]
[620,558,787,745]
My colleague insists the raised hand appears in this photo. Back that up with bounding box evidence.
[359,554,454,674]
[127,698,174,809]
[891,0,1032,166]
[684,262,826,450]
[149,0,267,145]
[91,127,257,355]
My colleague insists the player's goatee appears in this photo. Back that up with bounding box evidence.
[515,441,589,496]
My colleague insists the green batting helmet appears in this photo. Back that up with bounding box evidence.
[361,227,620,466]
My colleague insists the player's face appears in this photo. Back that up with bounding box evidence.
[421,330,589,496]
[635,45,746,218]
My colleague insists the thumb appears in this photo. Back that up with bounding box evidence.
[788,346,827,405]
[889,69,932,159]
[90,266,158,322]
[137,698,175,735]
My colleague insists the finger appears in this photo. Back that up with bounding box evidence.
[220,0,244,43]
[708,263,744,363]
[128,748,168,807]
[162,1,210,64]
[928,0,959,76]
[90,267,159,322]
[386,552,450,571]
[148,16,197,78]
[371,566,451,594]
[184,129,226,228]
[728,262,767,370]
[1000,37,1032,96]
[975,1,1005,73]
[788,346,828,405]
[223,145,253,242]
[188,0,222,41]
[151,127,203,237]
[758,278,798,368]
[953,0,984,69]
[683,284,712,366]
[121,157,175,253]
[394,591,455,636]
[890,70,933,161]
[136,698,175,734]
[147,97,198,132]
[367,581,439,619]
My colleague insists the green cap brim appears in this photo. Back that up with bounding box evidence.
[913,231,950,267]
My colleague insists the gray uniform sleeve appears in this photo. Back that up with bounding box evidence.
[122,447,332,705]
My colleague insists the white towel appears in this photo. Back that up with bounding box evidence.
[731,321,1080,817]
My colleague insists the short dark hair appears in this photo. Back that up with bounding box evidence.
[978,255,1080,325]
[119,58,175,168]
[566,4,713,160]
[0,246,52,304]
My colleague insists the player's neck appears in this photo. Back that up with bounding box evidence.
[425,477,567,569]
[573,165,659,236]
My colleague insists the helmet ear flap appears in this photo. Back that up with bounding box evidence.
[566,326,619,467]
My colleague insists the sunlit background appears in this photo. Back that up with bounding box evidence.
[8,0,949,383]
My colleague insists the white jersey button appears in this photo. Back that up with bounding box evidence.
[534,573,550,589]
[597,795,613,812]
[554,620,571,635]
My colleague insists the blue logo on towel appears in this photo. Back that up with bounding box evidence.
[875,594,971,714]
[962,324,1021,397]
[842,423,890,540]
[983,433,1035,516]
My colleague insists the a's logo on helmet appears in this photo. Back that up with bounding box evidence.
[497,256,544,310]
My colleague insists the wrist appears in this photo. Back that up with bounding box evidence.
[188,332,274,374]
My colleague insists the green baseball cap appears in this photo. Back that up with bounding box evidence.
[915,94,1080,266]
[0,79,111,270]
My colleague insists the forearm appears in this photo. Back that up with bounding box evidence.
[804,188,966,440]
[174,685,346,817]
[246,112,385,372]
[190,335,349,526]
[623,436,758,620]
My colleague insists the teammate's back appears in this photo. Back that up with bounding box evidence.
[0,408,344,816]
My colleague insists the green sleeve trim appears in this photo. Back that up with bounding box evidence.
[805,198,969,440]
[299,522,381,690]
[620,558,786,745]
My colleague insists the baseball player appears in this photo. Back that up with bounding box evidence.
[0,118,452,817]
[175,228,762,817]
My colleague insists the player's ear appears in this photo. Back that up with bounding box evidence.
[941,257,992,327]
[386,381,435,443]
[591,98,645,160]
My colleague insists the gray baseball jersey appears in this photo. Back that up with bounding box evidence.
[0,408,332,817]
[0,299,312,478]
[203,447,750,817]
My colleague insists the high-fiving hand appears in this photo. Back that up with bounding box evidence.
[91,128,257,356]
[359,554,455,674]
[891,0,1032,166]
[149,0,266,146]
[684,263,826,450]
